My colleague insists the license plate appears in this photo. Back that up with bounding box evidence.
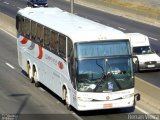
[147,64,155,68]
[103,104,112,108]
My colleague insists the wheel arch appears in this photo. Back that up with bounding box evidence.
[62,84,70,103]
[32,63,40,82]
[26,59,32,74]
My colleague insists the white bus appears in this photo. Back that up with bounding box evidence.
[16,7,139,111]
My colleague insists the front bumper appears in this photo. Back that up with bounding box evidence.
[75,97,135,111]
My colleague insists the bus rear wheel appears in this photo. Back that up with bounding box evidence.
[33,68,40,87]
[27,63,34,83]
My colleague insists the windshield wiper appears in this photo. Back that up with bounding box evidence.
[93,60,107,92]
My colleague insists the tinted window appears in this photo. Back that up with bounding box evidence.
[67,38,73,57]
[24,19,31,38]
[77,41,130,58]
[59,35,66,58]
[36,24,44,45]
[31,21,37,40]
[44,28,50,48]
[50,31,58,53]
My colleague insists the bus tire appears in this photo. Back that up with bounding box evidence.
[64,88,72,111]
[27,63,30,77]
[33,67,40,87]
[35,81,40,87]
[27,63,34,83]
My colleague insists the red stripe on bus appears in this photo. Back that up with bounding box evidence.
[37,45,43,59]
[20,37,28,44]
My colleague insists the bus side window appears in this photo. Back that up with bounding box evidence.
[67,38,75,88]
[24,19,31,39]
[50,31,58,54]
[31,21,37,41]
[67,38,73,58]
[44,28,50,49]
[59,35,66,58]
[36,24,41,43]
[40,25,44,46]
[36,24,44,46]
[21,18,25,36]
[17,16,22,34]
[69,51,76,89]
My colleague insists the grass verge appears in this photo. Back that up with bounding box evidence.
[104,0,160,18]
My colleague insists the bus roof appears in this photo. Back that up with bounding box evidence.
[18,7,127,43]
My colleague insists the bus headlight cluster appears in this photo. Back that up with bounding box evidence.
[122,93,134,99]
[77,97,93,102]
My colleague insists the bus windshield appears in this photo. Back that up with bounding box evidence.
[76,41,134,92]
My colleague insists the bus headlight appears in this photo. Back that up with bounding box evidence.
[77,97,93,102]
[122,93,134,99]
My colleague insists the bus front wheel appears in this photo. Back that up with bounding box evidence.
[64,88,71,111]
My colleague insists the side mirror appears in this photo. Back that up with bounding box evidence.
[134,93,141,101]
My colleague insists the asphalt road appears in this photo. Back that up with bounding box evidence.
[0,29,79,119]
[0,29,145,120]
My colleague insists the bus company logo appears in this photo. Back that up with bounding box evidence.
[106,96,110,100]
[20,37,28,44]
[58,61,64,70]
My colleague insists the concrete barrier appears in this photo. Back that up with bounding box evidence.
[135,77,160,114]
[0,12,16,36]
